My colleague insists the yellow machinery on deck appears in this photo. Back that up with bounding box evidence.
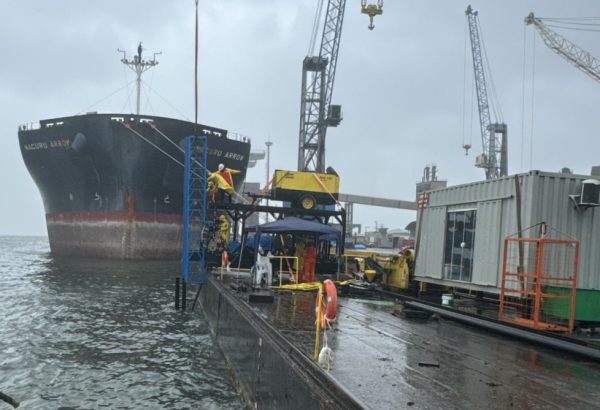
[344,248,415,290]
[380,250,414,289]
[271,169,339,210]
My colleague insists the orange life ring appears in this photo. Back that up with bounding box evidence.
[221,250,229,268]
[316,279,338,327]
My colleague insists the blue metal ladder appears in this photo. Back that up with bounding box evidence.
[182,135,210,285]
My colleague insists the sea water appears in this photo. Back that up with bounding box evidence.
[0,236,241,409]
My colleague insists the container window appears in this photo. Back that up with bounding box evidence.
[443,209,476,282]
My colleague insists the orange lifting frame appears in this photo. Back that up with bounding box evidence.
[499,230,579,334]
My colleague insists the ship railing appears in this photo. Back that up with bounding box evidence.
[109,116,156,124]
[19,123,36,131]
[19,121,66,131]
[227,131,251,144]
[20,116,252,144]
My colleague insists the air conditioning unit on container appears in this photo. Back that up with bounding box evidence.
[580,179,600,206]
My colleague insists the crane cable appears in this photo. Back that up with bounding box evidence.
[520,25,528,173]
[544,23,600,33]
[308,0,325,55]
[461,17,472,152]
[476,19,504,123]
[529,33,536,170]
[520,25,537,172]
[541,16,600,32]
[542,16,600,22]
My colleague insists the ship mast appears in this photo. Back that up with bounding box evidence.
[118,42,161,115]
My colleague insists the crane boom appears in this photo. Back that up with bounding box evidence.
[525,13,600,84]
[465,5,507,179]
[298,0,346,172]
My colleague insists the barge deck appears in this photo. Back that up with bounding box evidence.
[197,273,600,409]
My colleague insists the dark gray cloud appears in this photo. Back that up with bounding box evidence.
[2,0,600,235]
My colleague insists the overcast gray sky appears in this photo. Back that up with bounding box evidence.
[2,1,600,236]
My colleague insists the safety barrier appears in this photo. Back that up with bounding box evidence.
[499,223,579,334]
[269,255,299,286]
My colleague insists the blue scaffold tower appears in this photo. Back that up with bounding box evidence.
[182,134,211,285]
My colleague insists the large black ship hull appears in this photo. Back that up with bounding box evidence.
[19,113,251,259]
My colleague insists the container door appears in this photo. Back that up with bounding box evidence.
[415,206,446,279]
[472,200,502,286]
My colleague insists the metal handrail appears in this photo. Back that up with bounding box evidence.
[269,256,299,286]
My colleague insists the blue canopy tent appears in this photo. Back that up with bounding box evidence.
[245,216,341,236]
[241,216,343,276]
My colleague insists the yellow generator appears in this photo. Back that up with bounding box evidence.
[271,169,339,210]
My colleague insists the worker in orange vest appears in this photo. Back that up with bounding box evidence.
[294,240,305,282]
[214,163,240,202]
[303,240,317,283]
[217,163,240,190]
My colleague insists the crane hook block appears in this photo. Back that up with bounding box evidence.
[462,143,472,156]
[361,1,383,30]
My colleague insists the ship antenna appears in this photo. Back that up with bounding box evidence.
[118,42,162,115]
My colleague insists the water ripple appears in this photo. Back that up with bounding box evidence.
[0,236,241,409]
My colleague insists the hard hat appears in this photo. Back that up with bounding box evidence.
[218,163,225,171]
